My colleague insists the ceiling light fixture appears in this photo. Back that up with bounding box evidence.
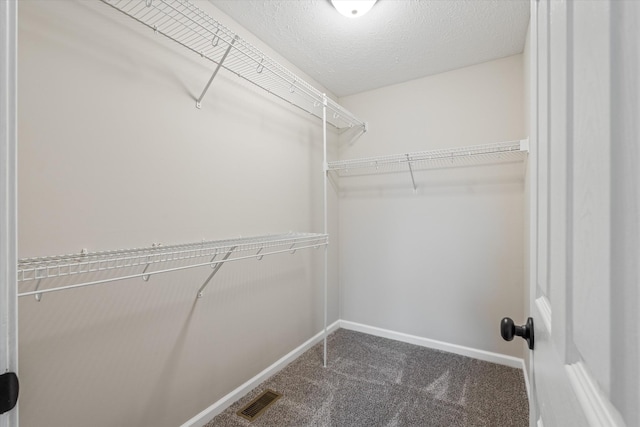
[331,0,377,19]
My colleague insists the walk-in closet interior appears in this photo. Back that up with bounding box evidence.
[12,1,531,426]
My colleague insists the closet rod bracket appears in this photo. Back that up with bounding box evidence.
[196,35,238,109]
[406,154,417,192]
[196,246,236,298]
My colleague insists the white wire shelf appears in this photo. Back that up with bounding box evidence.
[99,0,365,131]
[17,232,328,298]
[327,140,529,177]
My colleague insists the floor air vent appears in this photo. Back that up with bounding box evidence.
[237,389,282,421]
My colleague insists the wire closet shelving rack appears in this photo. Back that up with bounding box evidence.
[328,140,529,175]
[17,0,366,368]
[328,139,529,191]
[17,233,328,299]
[99,0,366,132]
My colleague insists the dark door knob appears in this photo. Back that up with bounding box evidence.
[500,317,534,350]
[0,372,19,414]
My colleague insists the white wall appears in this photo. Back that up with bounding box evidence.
[337,55,527,358]
[17,1,338,426]
[18,1,529,425]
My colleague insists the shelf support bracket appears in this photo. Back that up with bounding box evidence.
[197,246,236,298]
[346,125,367,146]
[196,35,238,109]
[33,278,43,302]
[406,154,417,193]
[141,243,161,282]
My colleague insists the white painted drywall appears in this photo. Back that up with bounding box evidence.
[18,2,528,425]
[17,1,338,426]
[337,55,526,358]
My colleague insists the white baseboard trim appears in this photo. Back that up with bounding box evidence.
[339,320,524,369]
[180,320,341,427]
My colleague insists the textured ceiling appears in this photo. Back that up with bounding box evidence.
[209,0,530,98]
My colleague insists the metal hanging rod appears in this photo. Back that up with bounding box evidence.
[327,140,529,176]
[17,232,328,298]
[99,0,365,131]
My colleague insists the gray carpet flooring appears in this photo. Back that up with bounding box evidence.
[207,329,528,426]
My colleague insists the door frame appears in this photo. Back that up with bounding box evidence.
[0,0,19,426]
[526,0,538,421]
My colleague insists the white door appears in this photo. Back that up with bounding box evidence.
[1,1,19,426]
[528,0,639,426]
